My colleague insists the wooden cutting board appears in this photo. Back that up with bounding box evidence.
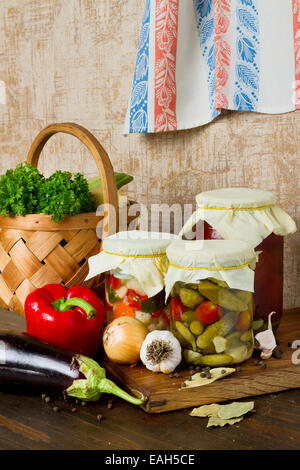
[103,309,300,413]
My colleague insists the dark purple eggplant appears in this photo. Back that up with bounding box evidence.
[0,330,143,405]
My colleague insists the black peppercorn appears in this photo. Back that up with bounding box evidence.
[272,350,282,359]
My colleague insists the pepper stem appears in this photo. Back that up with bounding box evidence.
[51,297,96,319]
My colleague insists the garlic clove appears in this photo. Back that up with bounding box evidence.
[255,312,277,359]
[261,349,273,360]
[145,362,162,373]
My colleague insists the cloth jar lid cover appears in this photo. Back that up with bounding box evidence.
[102,230,176,256]
[165,239,257,298]
[86,231,177,297]
[196,188,275,209]
[179,188,297,248]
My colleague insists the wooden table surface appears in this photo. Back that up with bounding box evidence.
[0,308,300,450]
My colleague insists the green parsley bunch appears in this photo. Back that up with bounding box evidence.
[0,163,96,222]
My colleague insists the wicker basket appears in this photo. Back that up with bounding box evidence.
[0,122,126,316]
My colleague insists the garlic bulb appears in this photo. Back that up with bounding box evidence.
[140,330,182,374]
[255,311,277,359]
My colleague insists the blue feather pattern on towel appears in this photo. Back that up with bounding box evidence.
[234,0,260,111]
[129,0,150,133]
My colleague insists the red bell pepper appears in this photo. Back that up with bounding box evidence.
[170,298,187,321]
[163,312,170,326]
[25,284,105,358]
[106,274,121,290]
[152,308,163,318]
[127,289,148,309]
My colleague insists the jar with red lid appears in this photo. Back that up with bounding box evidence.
[179,188,296,331]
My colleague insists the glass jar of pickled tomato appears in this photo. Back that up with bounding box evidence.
[179,188,296,332]
[86,230,176,331]
[165,239,257,366]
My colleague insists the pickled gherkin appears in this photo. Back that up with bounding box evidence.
[226,346,249,363]
[172,281,185,297]
[179,287,203,308]
[208,278,228,288]
[232,290,252,305]
[201,343,216,354]
[240,329,253,343]
[175,321,197,351]
[197,354,233,367]
[186,283,201,290]
[183,349,203,364]
[198,280,248,311]
[181,310,197,323]
[196,312,238,350]
[183,351,232,367]
[189,320,204,336]
[226,331,243,350]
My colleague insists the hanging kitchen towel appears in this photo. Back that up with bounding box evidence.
[124,0,300,134]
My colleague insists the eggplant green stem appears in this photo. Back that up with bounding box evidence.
[52,297,96,319]
[65,355,144,406]
[98,378,144,405]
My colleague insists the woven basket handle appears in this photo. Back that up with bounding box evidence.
[26,122,119,238]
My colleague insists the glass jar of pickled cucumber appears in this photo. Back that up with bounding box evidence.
[86,231,176,331]
[165,239,257,367]
[179,188,296,332]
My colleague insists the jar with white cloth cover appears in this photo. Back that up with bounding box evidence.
[86,231,176,331]
[165,239,257,367]
[178,188,297,332]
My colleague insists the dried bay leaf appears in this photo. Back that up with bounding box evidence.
[181,367,235,389]
[218,401,254,420]
[190,404,222,418]
[207,416,243,428]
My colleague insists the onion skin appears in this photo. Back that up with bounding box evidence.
[103,316,148,364]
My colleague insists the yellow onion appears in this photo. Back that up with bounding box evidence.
[103,316,148,364]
